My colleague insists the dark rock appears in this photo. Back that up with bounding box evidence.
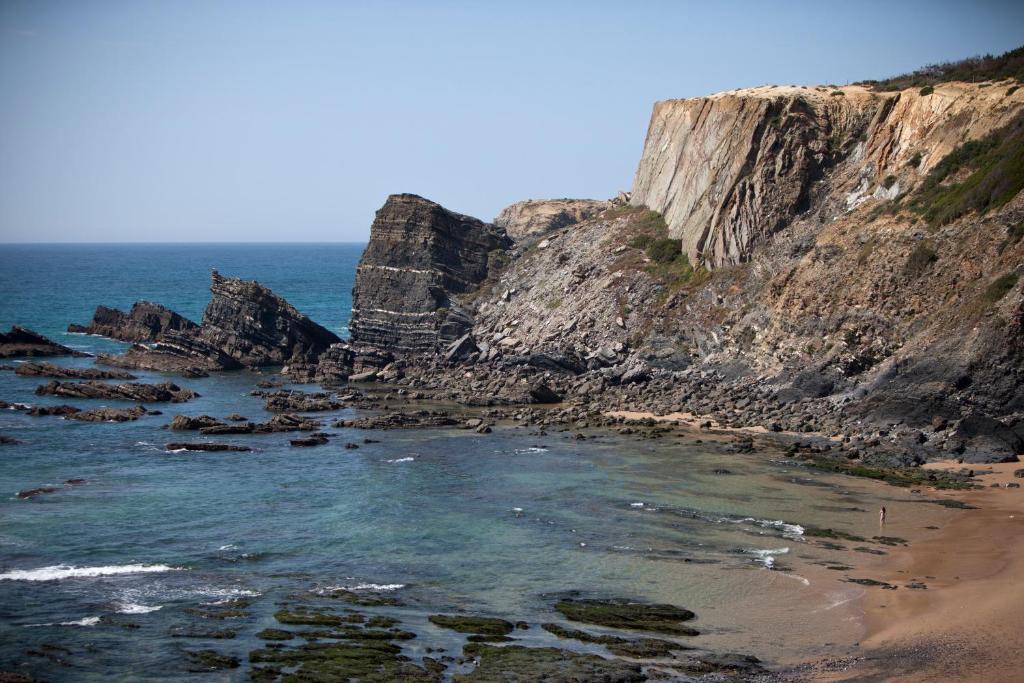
[953,415,1023,463]
[444,334,478,362]
[264,391,342,413]
[344,442,360,449]
[170,415,223,431]
[36,380,198,403]
[184,649,240,672]
[529,383,562,404]
[254,414,321,432]
[290,434,330,447]
[200,270,340,367]
[97,335,235,376]
[165,442,252,452]
[16,487,59,499]
[14,362,136,380]
[26,404,81,417]
[68,302,198,342]
[0,326,88,358]
[1014,468,1024,478]
[67,406,147,422]
[200,423,256,435]
[1,435,21,445]
[349,194,511,354]
[311,344,354,386]
[541,623,682,658]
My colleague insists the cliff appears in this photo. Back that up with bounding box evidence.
[348,194,511,354]
[494,198,609,242]
[631,82,1024,267]
[344,76,1024,463]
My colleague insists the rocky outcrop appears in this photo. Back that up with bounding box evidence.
[96,272,339,376]
[68,302,198,342]
[348,194,511,356]
[630,83,1024,267]
[14,362,136,380]
[0,326,87,358]
[35,380,198,403]
[200,271,340,366]
[494,199,609,242]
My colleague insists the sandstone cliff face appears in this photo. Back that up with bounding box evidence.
[69,302,198,342]
[631,83,1024,267]
[349,194,511,354]
[494,198,609,242]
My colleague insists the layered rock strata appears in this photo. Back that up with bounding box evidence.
[68,302,198,342]
[0,326,87,358]
[348,194,511,355]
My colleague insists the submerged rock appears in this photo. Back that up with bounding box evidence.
[0,326,87,359]
[553,598,698,636]
[456,643,644,682]
[428,614,514,636]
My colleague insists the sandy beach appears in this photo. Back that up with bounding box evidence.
[819,461,1024,682]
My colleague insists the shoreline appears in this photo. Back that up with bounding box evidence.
[807,461,1024,681]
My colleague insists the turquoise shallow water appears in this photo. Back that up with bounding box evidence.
[0,244,948,679]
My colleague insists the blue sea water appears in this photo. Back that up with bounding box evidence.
[0,244,950,680]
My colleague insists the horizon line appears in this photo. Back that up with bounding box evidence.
[0,240,369,246]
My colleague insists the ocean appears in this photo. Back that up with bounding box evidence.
[0,244,949,680]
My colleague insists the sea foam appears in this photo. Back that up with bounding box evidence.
[0,564,181,581]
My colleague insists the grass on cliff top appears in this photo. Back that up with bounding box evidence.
[907,112,1024,228]
[858,44,1024,91]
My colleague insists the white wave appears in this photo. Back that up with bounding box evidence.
[384,457,414,463]
[218,544,238,551]
[512,507,523,513]
[315,582,405,594]
[0,564,181,582]
[514,447,548,454]
[748,547,789,569]
[630,502,645,508]
[738,517,805,539]
[167,448,188,453]
[27,616,101,627]
[115,602,162,614]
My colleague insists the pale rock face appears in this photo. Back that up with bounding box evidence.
[631,83,1024,268]
[494,198,609,242]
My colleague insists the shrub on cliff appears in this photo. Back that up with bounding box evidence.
[909,112,1024,227]
[646,238,684,264]
[861,45,1024,91]
[983,273,1019,303]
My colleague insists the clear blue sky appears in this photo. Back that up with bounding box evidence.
[1,1,1022,243]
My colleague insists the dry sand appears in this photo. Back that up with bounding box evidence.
[819,460,1024,681]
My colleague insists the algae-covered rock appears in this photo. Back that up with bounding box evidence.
[249,640,436,681]
[553,598,698,636]
[274,609,344,627]
[541,622,683,658]
[256,628,294,641]
[455,643,644,682]
[184,649,240,672]
[428,614,515,636]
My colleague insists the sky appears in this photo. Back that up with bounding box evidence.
[1,1,1022,243]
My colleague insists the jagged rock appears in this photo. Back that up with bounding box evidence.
[67,406,148,422]
[68,302,198,342]
[444,334,478,362]
[14,362,136,380]
[349,194,511,354]
[17,487,59,499]
[0,326,87,358]
[494,198,609,242]
[200,423,256,435]
[200,270,340,366]
[27,404,81,417]
[98,334,238,376]
[529,383,562,404]
[170,415,223,431]
[290,433,330,447]
[254,414,321,432]
[953,415,1023,463]
[311,343,354,386]
[263,391,342,413]
[35,380,198,403]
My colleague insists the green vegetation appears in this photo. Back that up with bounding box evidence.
[1009,85,1020,96]
[830,90,845,97]
[982,272,1020,303]
[999,221,1024,253]
[540,623,681,658]
[907,152,923,168]
[883,174,898,189]
[908,113,1024,227]
[802,527,867,542]
[903,242,938,278]
[919,85,934,96]
[858,45,1024,91]
[800,455,975,490]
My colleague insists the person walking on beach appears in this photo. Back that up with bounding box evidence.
[879,506,887,525]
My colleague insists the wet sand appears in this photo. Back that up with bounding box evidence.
[820,460,1024,681]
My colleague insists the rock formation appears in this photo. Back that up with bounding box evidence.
[14,362,136,380]
[494,198,609,242]
[35,380,198,403]
[0,326,88,358]
[68,302,198,342]
[630,83,1024,267]
[94,271,340,376]
[348,194,511,355]
[200,270,340,366]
